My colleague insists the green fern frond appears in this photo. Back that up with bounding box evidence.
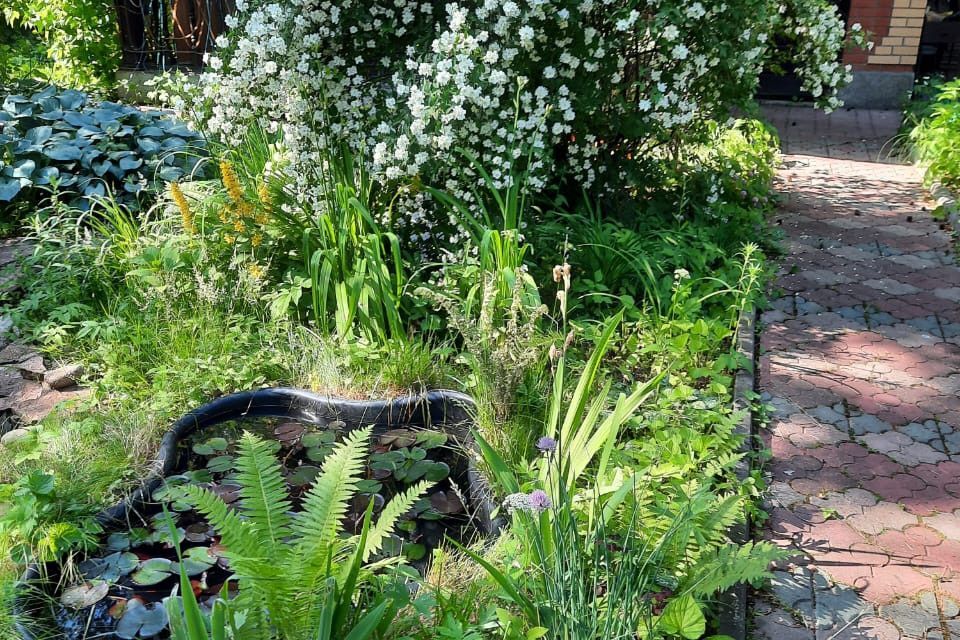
[180,484,261,560]
[683,541,784,596]
[233,431,294,558]
[292,426,371,558]
[362,480,432,562]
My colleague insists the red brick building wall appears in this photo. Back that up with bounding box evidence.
[845,0,925,72]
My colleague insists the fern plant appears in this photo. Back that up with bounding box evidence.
[178,427,431,640]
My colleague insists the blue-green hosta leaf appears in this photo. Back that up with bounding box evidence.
[37,109,65,121]
[34,166,60,185]
[123,178,144,193]
[139,125,164,137]
[8,159,35,178]
[84,182,106,198]
[137,137,161,155]
[160,136,186,150]
[2,95,30,115]
[63,111,95,128]
[45,143,82,161]
[92,160,113,177]
[157,166,184,181]
[37,96,59,113]
[118,156,142,171]
[25,125,52,144]
[102,120,121,135]
[0,112,11,122]
[81,147,102,167]
[0,177,22,201]
[57,90,86,110]
[57,172,77,187]
[76,126,103,138]
[31,86,56,100]
[164,124,196,137]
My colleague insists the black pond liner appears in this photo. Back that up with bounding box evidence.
[14,387,502,640]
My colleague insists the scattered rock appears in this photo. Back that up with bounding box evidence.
[0,367,25,398]
[44,364,83,390]
[0,343,38,365]
[1,427,32,446]
[14,355,46,380]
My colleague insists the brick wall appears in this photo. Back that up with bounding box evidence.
[845,0,925,72]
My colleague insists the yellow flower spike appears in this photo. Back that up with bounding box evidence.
[169,181,195,234]
[220,160,245,204]
[247,262,264,279]
[251,232,263,247]
[257,181,271,207]
[233,219,247,233]
[224,234,235,245]
[410,175,422,192]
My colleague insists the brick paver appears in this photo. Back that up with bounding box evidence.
[756,108,960,640]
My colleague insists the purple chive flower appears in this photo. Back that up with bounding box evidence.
[528,490,552,512]
[536,436,557,453]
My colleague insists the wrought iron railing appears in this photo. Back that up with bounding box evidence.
[114,0,234,70]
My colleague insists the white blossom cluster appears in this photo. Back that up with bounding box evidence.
[197,0,867,246]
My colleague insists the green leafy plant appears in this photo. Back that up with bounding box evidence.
[1,0,119,89]
[906,76,960,191]
[0,470,101,565]
[177,427,433,640]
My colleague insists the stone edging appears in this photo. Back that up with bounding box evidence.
[714,306,758,640]
[930,181,960,232]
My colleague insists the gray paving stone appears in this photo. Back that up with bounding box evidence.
[815,585,872,630]
[850,414,893,435]
[862,278,921,296]
[809,405,847,427]
[880,602,939,637]
[900,422,941,445]
[933,287,960,303]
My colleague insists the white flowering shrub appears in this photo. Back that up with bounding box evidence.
[197,0,867,245]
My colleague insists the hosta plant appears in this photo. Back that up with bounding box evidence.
[0,86,206,209]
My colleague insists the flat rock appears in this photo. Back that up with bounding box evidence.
[13,387,91,423]
[0,367,25,398]
[14,355,46,380]
[44,364,83,390]
[0,343,38,365]
[0,427,32,446]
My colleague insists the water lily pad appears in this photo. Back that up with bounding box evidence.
[192,437,229,456]
[60,582,109,609]
[184,523,213,543]
[288,465,320,487]
[206,455,234,473]
[173,546,216,576]
[130,557,175,586]
[416,431,448,449]
[380,429,418,448]
[115,599,169,639]
[79,551,139,582]
[429,490,464,514]
[274,422,305,444]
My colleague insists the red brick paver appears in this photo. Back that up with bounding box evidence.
[756,107,960,640]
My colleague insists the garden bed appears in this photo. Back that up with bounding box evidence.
[14,389,498,640]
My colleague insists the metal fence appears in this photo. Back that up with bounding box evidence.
[114,0,234,70]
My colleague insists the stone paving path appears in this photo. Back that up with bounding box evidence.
[754,144,960,638]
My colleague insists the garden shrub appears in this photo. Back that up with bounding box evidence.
[906,76,960,191]
[0,86,207,214]
[194,0,865,247]
[1,0,119,90]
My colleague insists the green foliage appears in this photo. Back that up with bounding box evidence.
[178,429,432,640]
[905,76,960,191]
[0,470,101,565]
[0,86,206,217]
[1,0,119,89]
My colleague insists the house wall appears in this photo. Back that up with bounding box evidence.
[839,0,924,107]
